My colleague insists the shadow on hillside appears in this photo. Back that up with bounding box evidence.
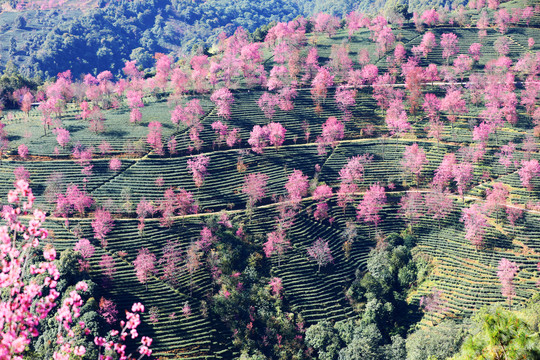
[483,232,513,251]
[106,129,128,138]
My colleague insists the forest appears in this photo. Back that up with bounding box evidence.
[0,0,484,80]
[0,0,352,79]
[0,0,540,359]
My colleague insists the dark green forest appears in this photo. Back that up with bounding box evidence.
[0,0,357,79]
[0,0,482,79]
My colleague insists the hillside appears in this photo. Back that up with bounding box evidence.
[0,0,358,79]
[1,1,540,359]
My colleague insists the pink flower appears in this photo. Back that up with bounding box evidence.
[7,190,19,204]
[11,337,27,353]
[138,346,152,356]
[132,302,145,312]
[141,336,153,346]
[33,209,46,221]
[44,247,57,261]
[73,346,86,356]
[75,281,88,292]
[53,352,69,360]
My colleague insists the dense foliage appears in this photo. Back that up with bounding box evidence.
[0,0,359,78]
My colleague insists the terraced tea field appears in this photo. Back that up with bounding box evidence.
[2,9,540,358]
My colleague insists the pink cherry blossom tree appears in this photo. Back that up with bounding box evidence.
[147,121,164,156]
[307,238,333,272]
[334,86,356,121]
[453,54,473,81]
[420,32,437,57]
[506,205,523,235]
[17,144,29,160]
[187,154,210,189]
[424,64,440,87]
[278,86,297,111]
[336,154,371,211]
[313,12,340,37]
[494,8,510,34]
[329,43,353,80]
[476,11,489,40]
[264,230,290,267]
[171,99,205,130]
[423,93,441,122]
[109,157,122,172]
[211,120,228,148]
[356,183,387,237]
[401,143,428,186]
[421,9,440,27]
[375,26,395,59]
[285,169,309,205]
[360,64,379,85]
[134,247,157,291]
[424,188,454,229]
[494,36,511,56]
[13,167,29,183]
[92,208,114,248]
[372,73,396,111]
[399,191,424,228]
[242,172,269,210]
[496,142,517,171]
[136,197,155,236]
[460,203,489,249]
[98,297,118,325]
[440,33,459,64]
[267,122,287,151]
[210,87,234,120]
[316,116,344,155]
[269,277,283,298]
[53,127,70,149]
[226,128,240,148]
[310,67,334,113]
[385,101,411,140]
[453,161,474,201]
[468,43,483,62]
[158,188,198,227]
[55,184,94,219]
[247,125,269,154]
[73,238,95,272]
[126,90,144,124]
[485,182,509,223]
[440,90,468,129]
[497,258,519,309]
[158,240,183,287]
[196,226,217,252]
[518,159,540,193]
[21,91,33,119]
[420,288,445,316]
[340,155,368,184]
[258,92,280,119]
[313,184,333,220]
